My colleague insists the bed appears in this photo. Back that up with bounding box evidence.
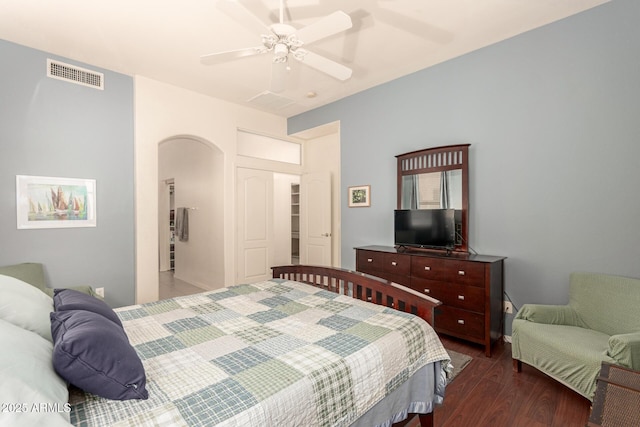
[0,265,450,427]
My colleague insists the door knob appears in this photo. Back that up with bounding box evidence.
[322,233,331,237]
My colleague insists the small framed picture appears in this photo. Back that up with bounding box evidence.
[16,175,97,229]
[348,185,371,208]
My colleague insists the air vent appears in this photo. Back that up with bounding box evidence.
[47,59,104,90]
[247,91,295,110]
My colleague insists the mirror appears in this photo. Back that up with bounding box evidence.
[396,144,470,253]
[400,170,462,210]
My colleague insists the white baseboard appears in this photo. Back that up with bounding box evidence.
[503,335,512,343]
[173,273,210,292]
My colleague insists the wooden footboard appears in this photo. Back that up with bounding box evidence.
[272,265,441,326]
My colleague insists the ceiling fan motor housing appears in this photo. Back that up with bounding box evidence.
[271,23,295,36]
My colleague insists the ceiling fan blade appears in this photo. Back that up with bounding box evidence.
[295,11,352,45]
[217,0,271,35]
[298,51,352,81]
[200,47,264,65]
[270,61,288,93]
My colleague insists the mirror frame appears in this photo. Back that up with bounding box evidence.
[396,144,470,253]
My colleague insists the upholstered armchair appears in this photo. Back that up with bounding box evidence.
[512,272,640,400]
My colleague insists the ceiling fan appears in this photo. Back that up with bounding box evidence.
[200,0,353,93]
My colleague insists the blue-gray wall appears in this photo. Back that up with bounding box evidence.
[289,0,640,334]
[0,39,135,307]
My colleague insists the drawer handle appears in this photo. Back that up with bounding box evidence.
[458,295,465,300]
[424,266,431,271]
[458,270,465,276]
[423,289,430,294]
[391,261,397,266]
[457,319,465,325]
[367,258,373,262]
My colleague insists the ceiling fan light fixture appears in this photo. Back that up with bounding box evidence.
[287,35,303,49]
[292,48,307,61]
[274,43,288,58]
[261,34,276,49]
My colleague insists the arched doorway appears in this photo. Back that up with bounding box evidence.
[157,136,224,295]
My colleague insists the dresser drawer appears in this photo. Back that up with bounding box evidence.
[435,306,485,340]
[356,250,411,285]
[382,253,411,276]
[412,278,485,312]
[411,257,485,287]
[356,250,385,274]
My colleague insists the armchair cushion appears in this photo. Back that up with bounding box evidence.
[570,273,640,336]
[512,272,640,401]
[512,321,616,399]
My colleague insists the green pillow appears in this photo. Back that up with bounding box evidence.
[0,274,54,342]
[0,262,47,293]
[0,318,71,426]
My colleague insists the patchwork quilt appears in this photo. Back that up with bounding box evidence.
[69,279,450,426]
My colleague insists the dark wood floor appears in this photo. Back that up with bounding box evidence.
[409,335,592,427]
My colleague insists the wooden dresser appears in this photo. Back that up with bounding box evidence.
[356,245,506,357]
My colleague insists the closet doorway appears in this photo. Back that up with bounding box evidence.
[236,169,331,284]
[158,136,224,291]
[159,179,175,272]
[235,169,293,284]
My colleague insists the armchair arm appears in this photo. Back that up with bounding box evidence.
[608,332,640,369]
[515,303,584,327]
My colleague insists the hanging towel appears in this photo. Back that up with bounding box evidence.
[175,207,189,242]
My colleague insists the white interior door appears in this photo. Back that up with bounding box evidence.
[300,172,332,266]
[236,168,273,283]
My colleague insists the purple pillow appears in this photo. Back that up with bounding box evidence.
[50,310,148,401]
[53,289,123,328]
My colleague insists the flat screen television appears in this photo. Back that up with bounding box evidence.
[394,209,456,250]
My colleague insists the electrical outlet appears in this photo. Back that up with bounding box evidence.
[95,287,105,298]
[503,301,513,314]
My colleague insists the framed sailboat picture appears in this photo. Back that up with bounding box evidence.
[16,175,97,229]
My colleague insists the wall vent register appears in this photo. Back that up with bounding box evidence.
[47,59,104,90]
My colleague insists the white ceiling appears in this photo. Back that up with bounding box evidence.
[0,0,609,118]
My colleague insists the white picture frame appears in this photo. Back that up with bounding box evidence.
[16,175,97,229]
[348,185,371,208]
